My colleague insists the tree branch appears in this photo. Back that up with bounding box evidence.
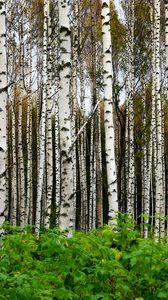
[0,81,14,94]
[69,100,100,153]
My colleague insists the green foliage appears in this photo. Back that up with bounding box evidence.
[0,219,168,299]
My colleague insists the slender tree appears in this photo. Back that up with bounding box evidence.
[0,0,7,224]
[36,0,48,231]
[165,0,168,97]
[101,0,118,224]
[154,0,165,237]
[45,0,53,228]
[58,0,74,230]
[125,0,135,218]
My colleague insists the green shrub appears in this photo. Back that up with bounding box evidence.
[0,219,168,299]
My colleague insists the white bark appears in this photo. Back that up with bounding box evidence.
[11,90,17,225]
[36,0,48,231]
[58,0,74,230]
[125,0,135,219]
[98,106,103,225]
[55,98,60,225]
[141,86,149,238]
[71,0,78,229]
[150,6,157,224]
[8,23,18,225]
[89,119,96,230]
[164,0,168,236]
[0,1,7,224]
[18,19,26,226]
[154,0,165,237]
[26,9,33,225]
[45,1,53,228]
[52,0,60,226]
[77,0,88,230]
[27,59,33,224]
[80,73,88,230]
[165,0,168,97]
[101,0,118,224]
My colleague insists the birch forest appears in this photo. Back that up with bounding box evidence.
[3,0,168,299]
[1,0,168,239]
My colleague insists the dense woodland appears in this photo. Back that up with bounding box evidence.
[0,0,168,239]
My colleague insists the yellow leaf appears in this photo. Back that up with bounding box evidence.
[111,248,122,261]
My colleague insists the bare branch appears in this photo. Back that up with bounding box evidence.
[69,100,100,153]
[0,81,14,94]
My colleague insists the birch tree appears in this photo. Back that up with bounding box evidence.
[36,0,48,231]
[141,85,150,238]
[51,0,60,226]
[0,0,7,224]
[154,0,165,237]
[58,0,74,230]
[70,0,78,229]
[165,0,168,97]
[101,0,118,224]
[25,2,33,225]
[125,0,135,219]
[45,0,53,228]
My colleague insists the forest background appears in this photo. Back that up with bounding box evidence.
[0,0,168,240]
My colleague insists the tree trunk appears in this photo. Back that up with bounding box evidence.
[58,0,74,230]
[36,0,48,231]
[154,0,165,238]
[45,1,53,228]
[125,0,135,219]
[101,0,118,225]
[0,1,7,224]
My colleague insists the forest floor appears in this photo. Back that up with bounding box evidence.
[0,218,168,300]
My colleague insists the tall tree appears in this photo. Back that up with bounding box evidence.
[0,0,7,224]
[101,0,118,224]
[154,0,165,237]
[36,0,48,231]
[125,0,135,218]
[58,0,74,230]
[165,0,168,97]
[45,0,53,228]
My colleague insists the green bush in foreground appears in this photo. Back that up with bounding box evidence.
[0,218,168,299]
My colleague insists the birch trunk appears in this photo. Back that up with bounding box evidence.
[77,0,88,230]
[11,90,17,225]
[80,71,88,230]
[6,1,13,222]
[26,10,33,225]
[164,0,168,236]
[125,0,135,219]
[45,1,53,228]
[58,0,74,230]
[70,0,78,229]
[55,99,60,225]
[36,0,48,231]
[27,77,33,224]
[89,119,97,229]
[150,6,157,228]
[91,1,103,228]
[154,0,165,237]
[141,86,149,238]
[17,17,27,226]
[52,0,60,226]
[9,19,18,225]
[101,0,118,224]
[0,0,7,224]
[144,10,156,232]
[165,0,168,98]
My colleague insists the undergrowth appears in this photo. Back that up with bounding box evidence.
[0,215,168,300]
